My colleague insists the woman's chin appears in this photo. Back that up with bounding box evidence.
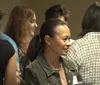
[61,52,67,56]
[31,32,34,36]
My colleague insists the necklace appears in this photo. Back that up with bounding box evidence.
[53,63,62,71]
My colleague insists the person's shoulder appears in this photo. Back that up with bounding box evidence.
[0,32,11,40]
[0,32,16,45]
[70,37,86,49]
[0,39,15,54]
[0,39,10,46]
[0,32,18,50]
[26,59,39,71]
[62,57,77,70]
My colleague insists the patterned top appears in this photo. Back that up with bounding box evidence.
[66,32,100,85]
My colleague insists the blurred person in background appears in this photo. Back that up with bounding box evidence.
[0,8,17,85]
[4,5,38,85]
[67,2,100,85]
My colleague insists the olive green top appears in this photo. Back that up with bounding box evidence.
[25,51,77,85]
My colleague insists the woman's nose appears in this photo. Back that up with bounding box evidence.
[64,40,70,48]
[35,22,38,27]
[66,39,70,46]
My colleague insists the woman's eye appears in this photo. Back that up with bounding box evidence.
[62,37,70,42]
[30,19,35,23]
[62,38,67,41]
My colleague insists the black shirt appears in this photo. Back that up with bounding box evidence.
[0,39,15,85]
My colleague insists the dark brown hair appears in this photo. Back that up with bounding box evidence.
[79,1,100,37]
[45,4,70,22]
[27,19,67,61]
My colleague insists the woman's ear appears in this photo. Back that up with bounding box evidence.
[44,35,51,45]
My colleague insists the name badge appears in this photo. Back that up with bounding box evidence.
[73,75,79,85]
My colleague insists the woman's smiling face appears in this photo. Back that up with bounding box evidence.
[48,24,70,56]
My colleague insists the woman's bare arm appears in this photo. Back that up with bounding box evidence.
[3,53,18,85]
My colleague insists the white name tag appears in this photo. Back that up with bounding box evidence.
[73,75,79,85]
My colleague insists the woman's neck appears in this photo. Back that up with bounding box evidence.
[44,48,61,69]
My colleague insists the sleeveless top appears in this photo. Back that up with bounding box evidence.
[0,39,15,85]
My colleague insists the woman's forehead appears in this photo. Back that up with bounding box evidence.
[55,25,69,32]
[53,25,70,36]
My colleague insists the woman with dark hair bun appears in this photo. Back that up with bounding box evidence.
[25,19,78,85]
